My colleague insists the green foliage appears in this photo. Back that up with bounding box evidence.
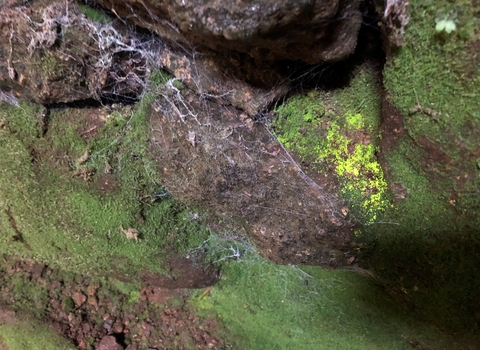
[272,66,388,223]
[383,0,480,146]
[0,96,210,279]
[77,4,111,24]
[0,317,74,350]
[193,253,465,350]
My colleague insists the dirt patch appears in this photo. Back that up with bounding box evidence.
[0,307,16,326]
[141,256,220,289]
[93,173,120,195]
[0,258,227,349]
[149,87,355,267]
[379,98,405,159]
[75,109,110,143]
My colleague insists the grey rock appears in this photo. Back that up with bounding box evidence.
[95,0,362,64]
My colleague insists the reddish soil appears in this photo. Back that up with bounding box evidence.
[0,258,228,349]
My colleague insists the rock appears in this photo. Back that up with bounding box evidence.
[72,291,87,308]
[150,87,355,266]
[30,263,46,279]
[0,0,156,104]
[97,335,124,350]
[94,0,361,64]
[0,308,16,325]
[158,47,289,116]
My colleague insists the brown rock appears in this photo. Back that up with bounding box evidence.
[31,263,45,279]
[0,1,153,104]
[72,291,87,308]
[94,0,361,64]
[150,87,355,267]
[97,335,124,350]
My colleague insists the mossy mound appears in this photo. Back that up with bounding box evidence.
[193,252,473,350]
[372,0,480,333]
[0,90,211,281]
[272,0,480,335]
[273,64,389,225]
[0,314,74,350]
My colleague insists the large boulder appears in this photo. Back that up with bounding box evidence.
[94,0,362,64]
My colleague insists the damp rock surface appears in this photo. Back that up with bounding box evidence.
[94,0,362,64]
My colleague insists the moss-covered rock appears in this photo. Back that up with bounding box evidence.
[272,0,480,332]
[370,0,480,332]
[0,93,213,282]
[273,64,389,225]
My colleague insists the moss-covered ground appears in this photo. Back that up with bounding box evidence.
[273,64,389,224]
[0,8,479,343]
[365,0,480,334]
[0,89,210,280]
[271,0,480,338]
[0,315,74,350]
[193,250,473,349]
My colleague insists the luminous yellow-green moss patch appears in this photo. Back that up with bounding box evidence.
[320,114,390,223]
[273,73,388,224]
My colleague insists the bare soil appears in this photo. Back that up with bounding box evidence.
[0,257,227,349]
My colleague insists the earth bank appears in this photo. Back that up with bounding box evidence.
[0,0,479,348]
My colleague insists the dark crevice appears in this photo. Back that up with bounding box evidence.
[44,98,102,110]
[43,94,139,110]
[53,22,62,48]
[5,206,31,250]
[112,332,127,348]
[281,0,385,92]
[100,92,139,105]
[41,107,50,137]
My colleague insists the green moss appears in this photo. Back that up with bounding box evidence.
[383,0,480,149]
[0,94,210,279]
[0,102,45,140]
[192,253,468,349]
[359,137,480,332]
[273,92,328,163]
[273,66,388,223]
[62,296,75,313]
[0,316,74,350]
[48,109,89,163]
[41,53,63,78]
[9,274,48,318]
[149,69,175,88]
[77,4,111,24]
[370,0,480,332]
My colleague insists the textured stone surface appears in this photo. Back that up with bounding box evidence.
[0,0,151,104]
[150,87,355,267]
[95,0,362,64]
[97,335,124,350]
[159,47,289,116]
